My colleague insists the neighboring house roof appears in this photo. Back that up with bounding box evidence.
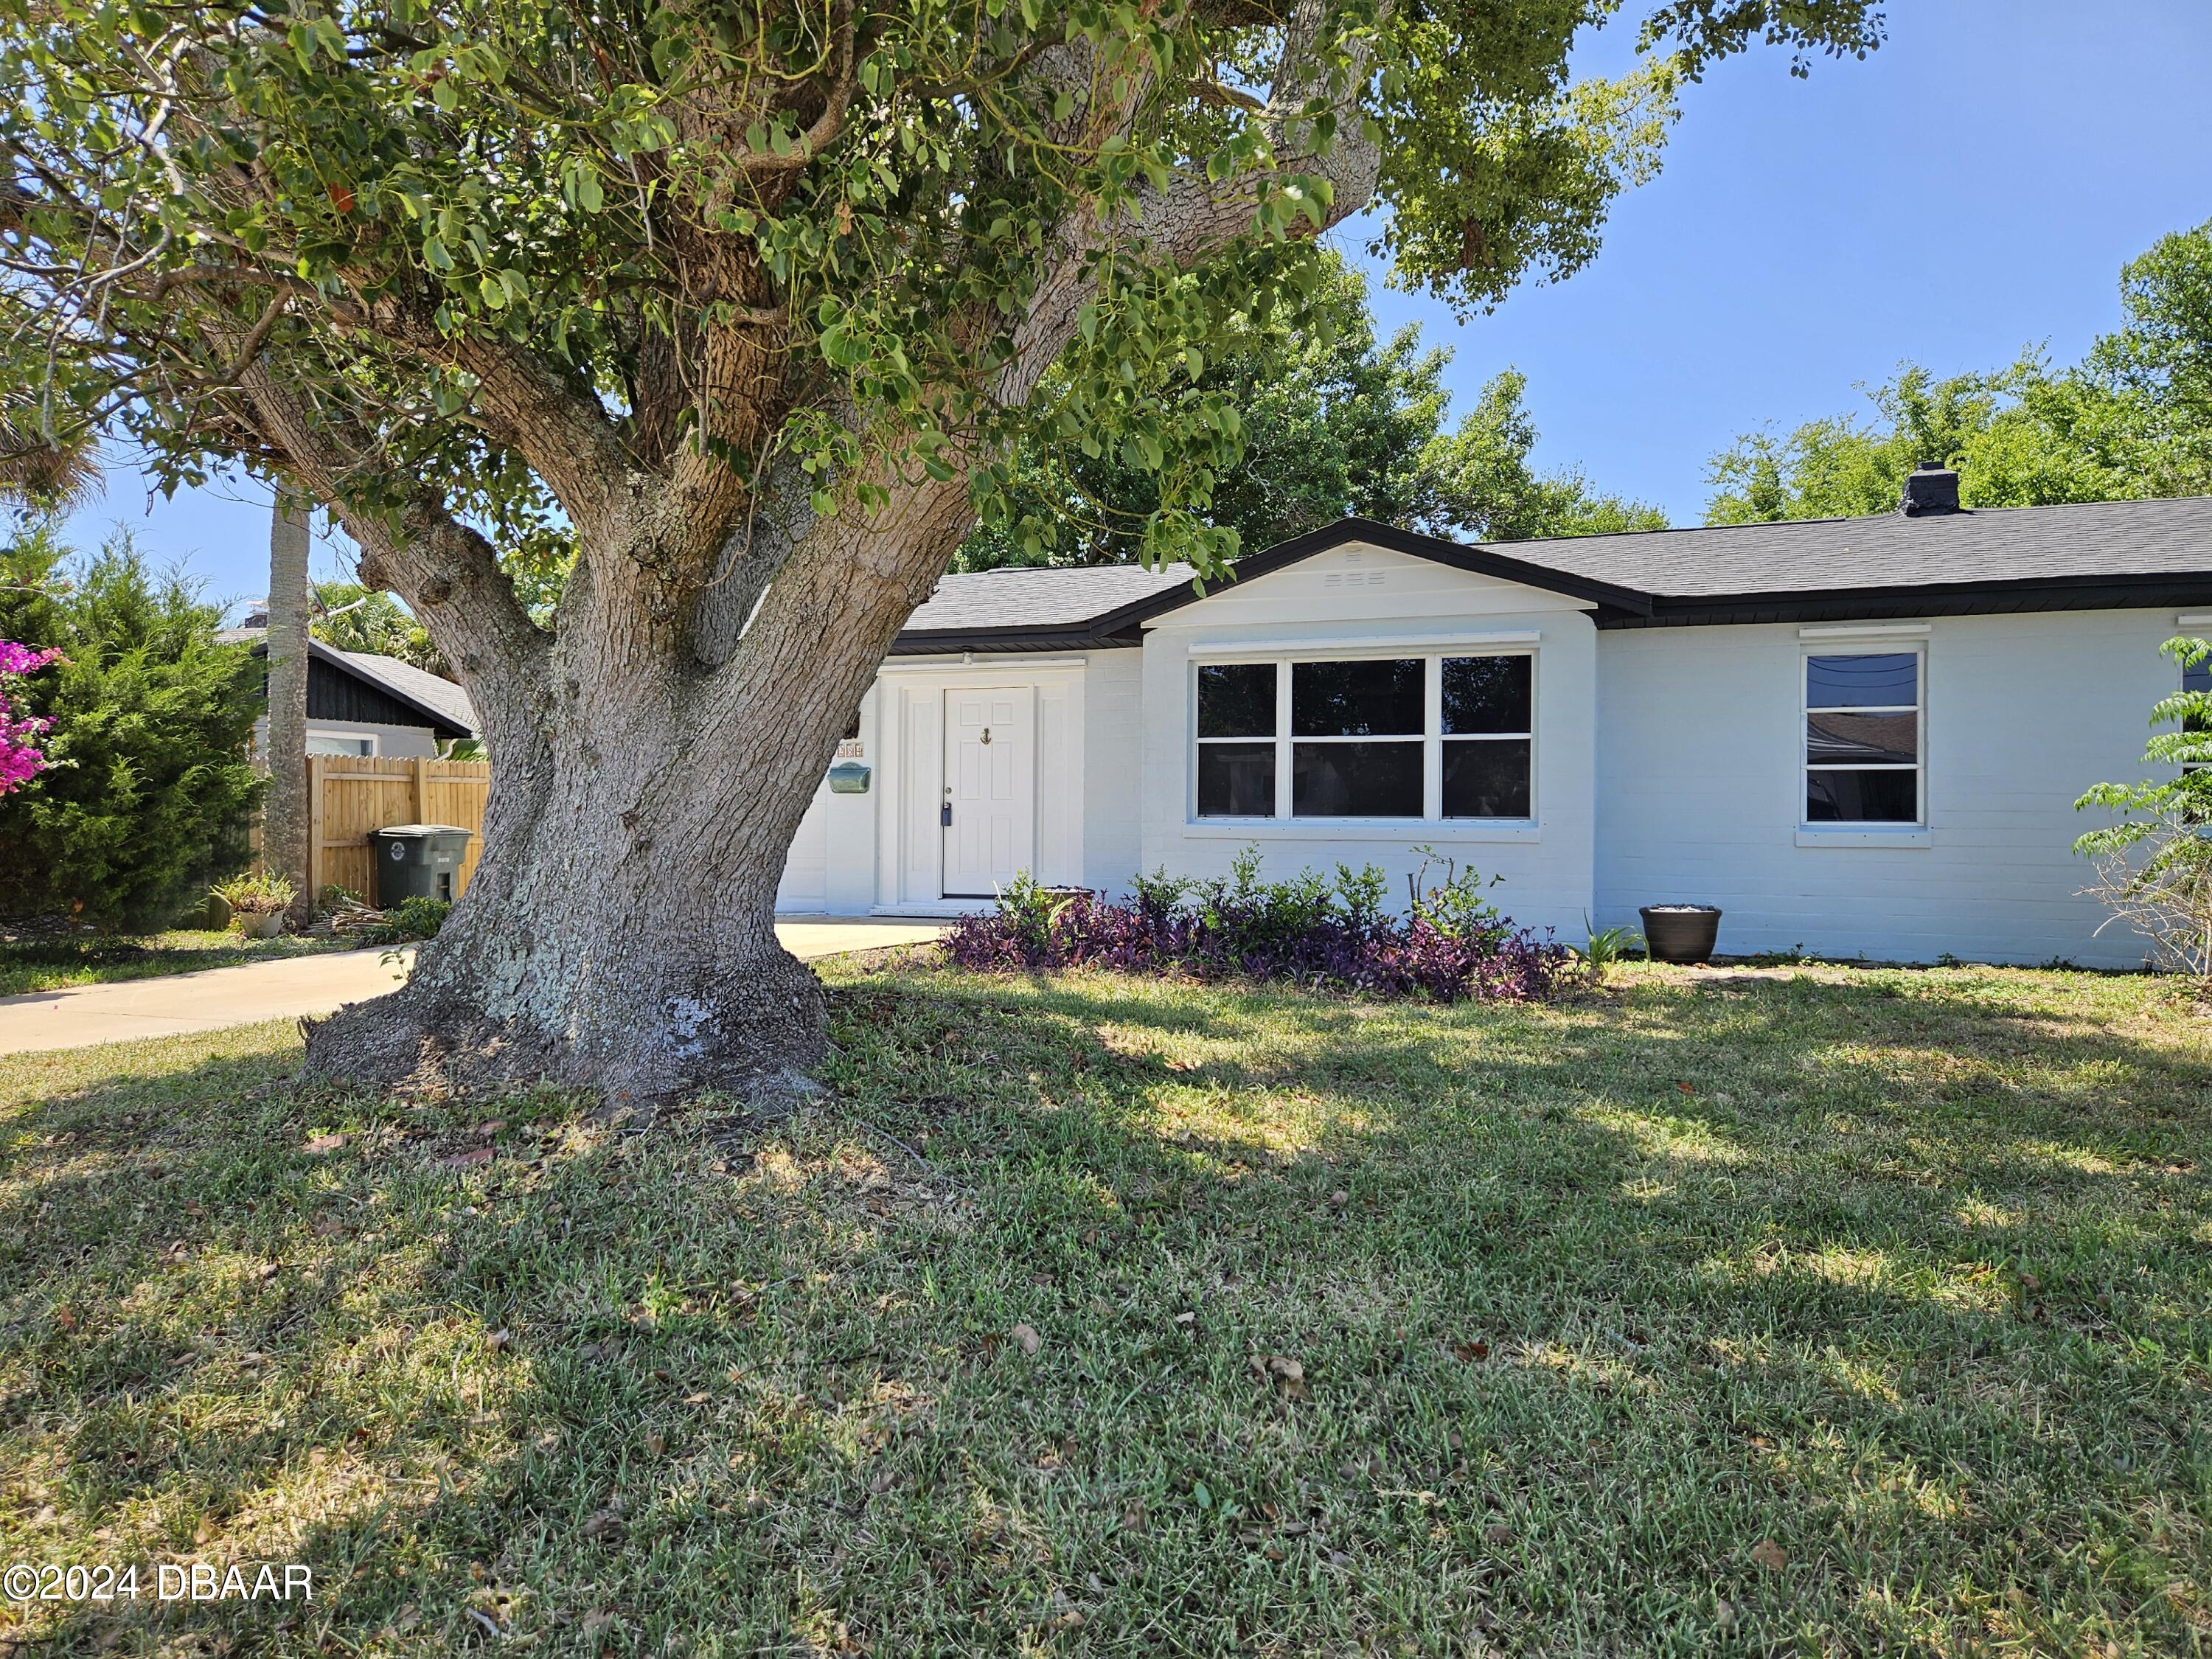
[216,622,480,737]
[890,495,2212,650]
[323,645,479,735]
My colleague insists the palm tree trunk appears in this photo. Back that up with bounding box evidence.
[263,485,313,928]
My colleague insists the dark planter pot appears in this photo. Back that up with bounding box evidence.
[1640,904,1722,964]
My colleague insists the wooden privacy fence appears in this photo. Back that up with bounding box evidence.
[304,755,491,902]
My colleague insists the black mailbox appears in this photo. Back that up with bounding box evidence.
[371,824,474,906]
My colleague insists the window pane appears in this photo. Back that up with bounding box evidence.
[1197,662,1276,738]
[1292,741,1422,817]
[1807,711,1917,765]
[1807,653,1917,709]
[1197,742,1276,817]
[1442,655,1531,735]
[1442,739,1531,818]
[1293,659,1422,737]
[1806,768,1919,822]
[305,734,372,756]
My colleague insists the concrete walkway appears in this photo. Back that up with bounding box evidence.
[0,917,947,1056]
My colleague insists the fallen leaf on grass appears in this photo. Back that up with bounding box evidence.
[1453,1339,1491,1363]
[484,1329,511,1353]
[1484,1523,1514,1548]
[1749,1538,1788,1571]
[1172,1310,1197,1327]
[579,1506,625,1543]
[301,1134,346,1155]
[442,1147,493,1169]
[1011,1322,1042,1357]
[1327,1189,1349,1208]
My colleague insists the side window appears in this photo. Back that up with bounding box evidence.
[1441,655,1533,819]
[1804,652,1921,824]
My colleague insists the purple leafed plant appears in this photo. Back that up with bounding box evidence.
[944,848,1570,1003]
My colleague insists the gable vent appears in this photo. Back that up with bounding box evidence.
[1322,571,1386,590]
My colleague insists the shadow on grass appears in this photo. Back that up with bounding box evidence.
[0,964,2206,1655]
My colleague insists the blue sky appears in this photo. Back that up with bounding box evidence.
[55,0,2212,612]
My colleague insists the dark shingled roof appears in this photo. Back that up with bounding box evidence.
[894,561,1198,650]
[890,496,2212,647]
[1487,495,2212,599]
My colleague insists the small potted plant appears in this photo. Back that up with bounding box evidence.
[1638,903,1722,964]
[212,872,296,939]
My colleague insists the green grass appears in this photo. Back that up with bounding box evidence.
[0,930,359,997]
[1,960,2208,1655]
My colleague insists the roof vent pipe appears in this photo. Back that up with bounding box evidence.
[1899,461,1961,516]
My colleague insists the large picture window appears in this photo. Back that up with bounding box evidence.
[1193,652,1536,823]
[1804,650,1921,824]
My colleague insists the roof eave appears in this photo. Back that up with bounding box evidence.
[1613,570,2212,629]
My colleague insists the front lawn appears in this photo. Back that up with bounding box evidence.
[0,930,360,998]
[1,962,2207,1655]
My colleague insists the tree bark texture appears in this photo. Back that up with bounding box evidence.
[299,471,975,1103]
[262,487,313,928]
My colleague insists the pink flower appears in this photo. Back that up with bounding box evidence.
[0,639,61,796]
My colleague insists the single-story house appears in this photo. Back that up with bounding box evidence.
[216,613,479,758]
[777,467,2212,967]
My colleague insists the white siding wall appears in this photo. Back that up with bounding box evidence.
[1137,543,1599,941]
[1594,608,2181,967]
[1082,649,1145,893]
[253,714,442,759]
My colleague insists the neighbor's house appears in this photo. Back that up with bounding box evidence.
[216,612,479,757]
[777,467,2212,968]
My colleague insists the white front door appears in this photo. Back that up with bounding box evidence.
[942,687,1034,897]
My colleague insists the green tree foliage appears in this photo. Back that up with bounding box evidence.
[2073,636,2212,974]
[957,254,1663,568]
[1705,219,2212,524]
[312,582,447,675]
[0,528,263,931]
[1426,369,1669,540]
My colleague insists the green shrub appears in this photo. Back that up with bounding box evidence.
[0,526,262,930]
[211,872,294,917]
[367,896,450,943]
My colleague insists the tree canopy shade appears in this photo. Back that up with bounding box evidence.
[0,0,1883,1097]
[953,251,1663,569]
[1704,218,2212,524]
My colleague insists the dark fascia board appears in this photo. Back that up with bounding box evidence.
[886,518,1659,653]
[242,636,473,737]
[1116,518,1660,628]
[885,517,2212,651]
[1617,570,2212,630]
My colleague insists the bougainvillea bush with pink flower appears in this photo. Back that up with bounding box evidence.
[0,529,262,928]
[945,849,1571,1004]
[0,639,60,794]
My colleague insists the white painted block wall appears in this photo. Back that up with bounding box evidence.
[1082,650,1145,893]
[1135,543,1599,943]
[1593,609,2181,967]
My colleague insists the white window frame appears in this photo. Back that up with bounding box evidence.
[1801,643,1924,829]
[1189,647,1538,827]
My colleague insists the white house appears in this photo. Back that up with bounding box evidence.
[777,469,2212,967]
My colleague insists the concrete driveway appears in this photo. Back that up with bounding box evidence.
[0,917,947,1056]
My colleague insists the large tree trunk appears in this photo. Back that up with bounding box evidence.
[300,482,967,1104]
[263,486,313,928]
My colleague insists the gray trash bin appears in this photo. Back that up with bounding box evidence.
[371,824,474,906]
